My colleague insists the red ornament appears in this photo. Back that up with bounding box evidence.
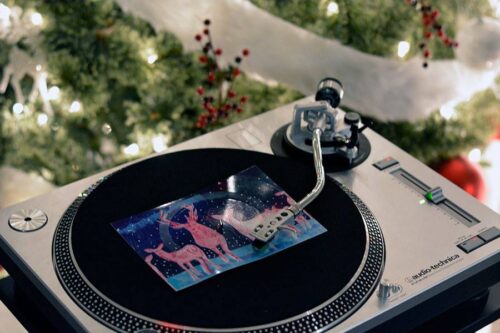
[236,107,243,113]
[242,48,250,57]
[199,55,208,64]
[240,96,248,104]
[203,28,210,35]
[228,90,236,98]
[195,34,202,42]
[423,49,431,58]
[215,48,222,56]
[196,87,205,95]
[207,72,215,82]
[424,31,432,39]
[433,156,486,202]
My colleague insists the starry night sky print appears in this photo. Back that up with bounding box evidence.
[111,166,326,291]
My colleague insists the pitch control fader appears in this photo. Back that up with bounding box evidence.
[373,156,480,228]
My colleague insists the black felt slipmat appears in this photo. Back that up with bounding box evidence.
[70,149,367,329]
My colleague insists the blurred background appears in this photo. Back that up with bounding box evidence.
[0,0,499,331]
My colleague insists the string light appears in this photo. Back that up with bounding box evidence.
[326,1,339,16]
[47,86,60,100]
[147,53,158,64]
[490,0,500,17]
[0,4,11,22]
[152,135,167,153]
[37,113,48,126]
[12,103,23,114]
[30,12,43,26]
[439,102,456,120]
[145,48,158,64]
[124,143,140,156]
[69,100,82,113]
[35,64,42,72]
[397,41,410,58]
[101,123,112,135]
[468,148,481,163]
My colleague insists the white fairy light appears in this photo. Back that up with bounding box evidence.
[326,1,339,17]
[35,64,42,72]
[439,102,456,120]
[69,100,82,113]
[30,12,43,26]
[145,48,158,64]
[47,86,60,100]
[101,123,112,135]
[124,143,140,156]
[152,135,167,153]
[37,113,48,126]
[12,102,23,114]
[468,148,481,163]
[490,0,500,17]
[397,41,410,58]
[147,54,158,64]
[0,4,11,21]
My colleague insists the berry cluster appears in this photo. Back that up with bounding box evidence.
[194,19,250,129]
[406,0,458,68]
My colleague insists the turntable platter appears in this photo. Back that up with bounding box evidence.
[53,149,384,332]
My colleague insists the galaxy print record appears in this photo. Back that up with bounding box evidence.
[111,166,326,291]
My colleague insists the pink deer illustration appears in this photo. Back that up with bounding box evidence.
[274,191,311,229]
[144,242,221,281]
[159,206,241,263]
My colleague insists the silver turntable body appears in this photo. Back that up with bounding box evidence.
[0,96,499,332]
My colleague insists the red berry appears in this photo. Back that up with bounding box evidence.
[228,90,236,98]
[240,96,248,104]
[236,107,243,113]
[423,49,431,58]
[208,107,217,115]
[233,68,240,77]
[199,55,208,64]
[224,104,231,111]
[215,48,222,56]
[437,30,444,37]
[203,28,209,35]
[431,10,440,19]
[196,87,205,95]
[424,31,432,39]
[195,34,202,42]
[208,72,215,82]
[242,49,250,56]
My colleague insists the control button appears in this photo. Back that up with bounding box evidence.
[457,236,485,253]
[373,157,399,170]
[344,112,361,125]
[425,187,446,204]
[478,227,500,243]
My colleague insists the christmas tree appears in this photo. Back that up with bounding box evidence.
[0,0,301,184]
[0,0,498,187]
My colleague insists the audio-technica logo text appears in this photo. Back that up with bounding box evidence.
[405,254,461,285]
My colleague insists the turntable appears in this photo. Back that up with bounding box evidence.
[0,78,498,332]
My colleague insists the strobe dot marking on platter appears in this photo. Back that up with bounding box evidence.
[53,150,385,333]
